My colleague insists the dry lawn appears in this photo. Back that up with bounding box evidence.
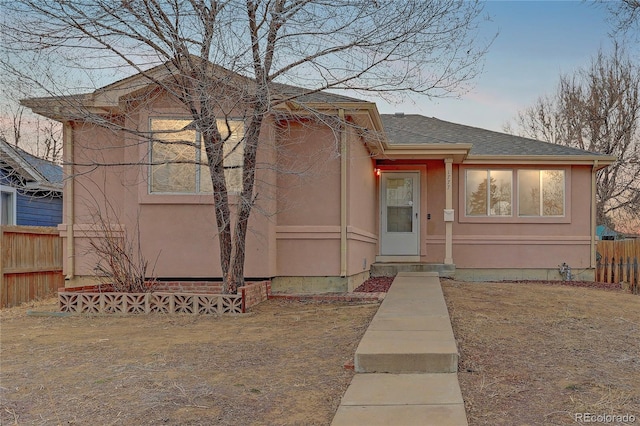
[443,280,640,425]
[2,281,639,426]
[0,298,379,425]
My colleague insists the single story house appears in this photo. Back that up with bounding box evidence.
[0,138,63,227]
[22,63,615,292]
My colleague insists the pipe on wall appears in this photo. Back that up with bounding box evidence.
[590,160,598,268]
[339,108,348,278]
[64,122,75,280]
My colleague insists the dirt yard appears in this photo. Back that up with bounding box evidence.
[1,281,638,426]
[0,298,379,425]
[443,280,640,426]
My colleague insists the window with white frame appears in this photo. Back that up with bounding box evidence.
[0,185,17,225]
[518,170,565,216]
[149,118,245,194]
[465,169,512,216]
[464,168,566,218]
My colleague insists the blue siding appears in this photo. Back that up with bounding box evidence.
[0,168,12,185]
[16,192,63,227]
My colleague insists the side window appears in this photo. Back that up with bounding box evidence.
[149,118,245,194]
[1,185,17,225]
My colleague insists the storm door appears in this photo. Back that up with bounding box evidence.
[380,172,420,255]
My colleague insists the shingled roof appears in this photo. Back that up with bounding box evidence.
[380,113,608,157]
[0,138,63,192]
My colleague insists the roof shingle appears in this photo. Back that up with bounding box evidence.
[380,114,607,157]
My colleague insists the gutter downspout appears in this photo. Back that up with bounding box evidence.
[590,160,598,269]
[64,122,75,281]
[339,109,348,278]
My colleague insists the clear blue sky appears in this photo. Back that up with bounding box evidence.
[377,0,629,132]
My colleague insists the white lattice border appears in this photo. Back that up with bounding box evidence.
[58,292,244,315]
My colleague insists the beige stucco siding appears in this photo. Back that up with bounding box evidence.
[63,96,279,282]
[276,121,343,277]
[452,164,592,269]
[346,126,377,277]
[375,160,594,272]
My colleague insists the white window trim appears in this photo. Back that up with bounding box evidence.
[460,166,571,224]
[1,185,17,226]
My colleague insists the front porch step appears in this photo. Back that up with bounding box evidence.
[370,262,455,278]
[354,273,458,374]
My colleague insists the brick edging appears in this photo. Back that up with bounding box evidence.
[269,292,385,303]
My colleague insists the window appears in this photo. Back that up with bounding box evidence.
[149,118,245,194]
[465,170,512,216]
[463,168,567,219]
[386,177,414,232]
[1,185,17,225]
[518,170,565,216]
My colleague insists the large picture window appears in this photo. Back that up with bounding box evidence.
[465,170,512,216]
[463,168,566,219]
[149,118,244,194]
[518,170,565,216]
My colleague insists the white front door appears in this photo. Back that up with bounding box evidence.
[380,172,420,255]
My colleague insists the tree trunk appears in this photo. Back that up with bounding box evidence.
[203,128,233,292]
[224,107,265,293]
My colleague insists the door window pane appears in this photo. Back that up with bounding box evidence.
[386,177,413,232]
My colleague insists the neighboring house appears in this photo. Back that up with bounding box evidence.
[596,225,622,241]
[22,63,615,291]
[0,138,63,227]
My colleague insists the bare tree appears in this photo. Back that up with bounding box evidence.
[0,83,62,162]
[505,47,640,230]
[604,0,640,37]
[2,0,492,292]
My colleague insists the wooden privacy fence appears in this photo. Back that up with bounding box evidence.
[1,226,64,308]
[596,239,640,294]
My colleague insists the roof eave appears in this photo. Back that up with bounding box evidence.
[21,96,111,121]
[23,181,63,192]
[0,139,46,182]
[376,143,472,162]
[464,154,617,169]
[273,100,386,155]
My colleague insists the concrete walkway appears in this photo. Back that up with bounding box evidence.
[331,272,468,426]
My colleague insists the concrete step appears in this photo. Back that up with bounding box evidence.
[354,272,458,374]
[331,373,468,426]
[370,262,455,278]
[354,331,458,373]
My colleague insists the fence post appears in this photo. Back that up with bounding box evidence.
[610,257,615,283]
[630,257,640,294]
[0,226,4,308]
[618,257,624,284]
[626,257,630,287]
